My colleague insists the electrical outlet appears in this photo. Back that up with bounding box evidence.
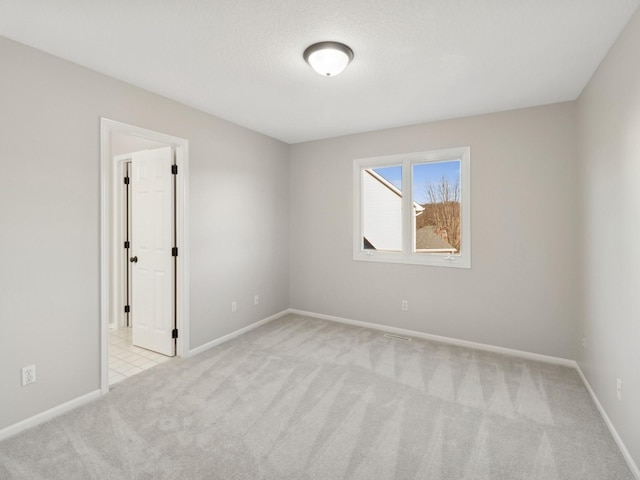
[582,336,587,348]
[617,378,622,401]
[254,295,259,305]
[401,300,408,311]
[231,301,237,313]
[22,365,36,386]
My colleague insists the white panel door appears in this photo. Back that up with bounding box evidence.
[131,146,175,356]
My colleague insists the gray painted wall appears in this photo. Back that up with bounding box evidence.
[0,36,290,430]
[578,7,640,467]
[289,103,581,359]
[111,133,167,156]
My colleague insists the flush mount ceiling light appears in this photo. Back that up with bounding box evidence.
[303,41,354,77]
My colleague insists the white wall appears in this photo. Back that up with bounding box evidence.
[0,36,289,431]
[289,102,581,359]
[362,170,403,251]
[578,7,640,468]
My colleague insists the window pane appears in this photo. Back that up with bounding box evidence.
[362,166,402,252]
[412,160,461,254]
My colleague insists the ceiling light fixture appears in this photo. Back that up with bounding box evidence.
[303,41,354,77]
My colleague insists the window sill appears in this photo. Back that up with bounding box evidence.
[354,251,470,269]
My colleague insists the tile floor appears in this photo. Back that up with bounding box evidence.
[108,327,171,385]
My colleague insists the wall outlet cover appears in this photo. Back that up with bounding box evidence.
[22,365,36,386]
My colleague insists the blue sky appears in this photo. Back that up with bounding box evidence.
[374,160,460,204]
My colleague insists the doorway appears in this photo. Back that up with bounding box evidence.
[100,119,190,394]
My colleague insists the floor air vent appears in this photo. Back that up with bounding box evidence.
[383,333,411,341]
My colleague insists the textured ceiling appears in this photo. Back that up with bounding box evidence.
[1,0,638,143]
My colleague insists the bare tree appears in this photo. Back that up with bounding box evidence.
[419,177,461,252]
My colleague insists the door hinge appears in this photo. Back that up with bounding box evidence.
[172,247,178,257]
[171,164,178,175]
[124,305,130,313]
[124,176,130,185]
[124,240,130,249]
[172,329,178,339]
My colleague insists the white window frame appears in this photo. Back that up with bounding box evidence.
[353,146,471,268]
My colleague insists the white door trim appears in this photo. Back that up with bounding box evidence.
[112,154,132,331]
[100,118,190,395]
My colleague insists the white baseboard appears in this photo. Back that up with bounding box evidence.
[291,308,639,477]
[188,309,291,357]
[289,309,576,367]
[0,310,290,444]
[0,389,101,442]
[575,365,640,479]
[3,308,637,479]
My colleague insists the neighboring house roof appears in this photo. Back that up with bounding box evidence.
[365,169,424,214]
[415,226,456,252]
[363,237,376,250]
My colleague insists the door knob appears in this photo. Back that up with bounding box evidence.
[130,256,138,263]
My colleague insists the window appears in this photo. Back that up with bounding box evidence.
[353,147,470,268]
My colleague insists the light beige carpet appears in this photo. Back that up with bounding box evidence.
[0,314,633,479]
